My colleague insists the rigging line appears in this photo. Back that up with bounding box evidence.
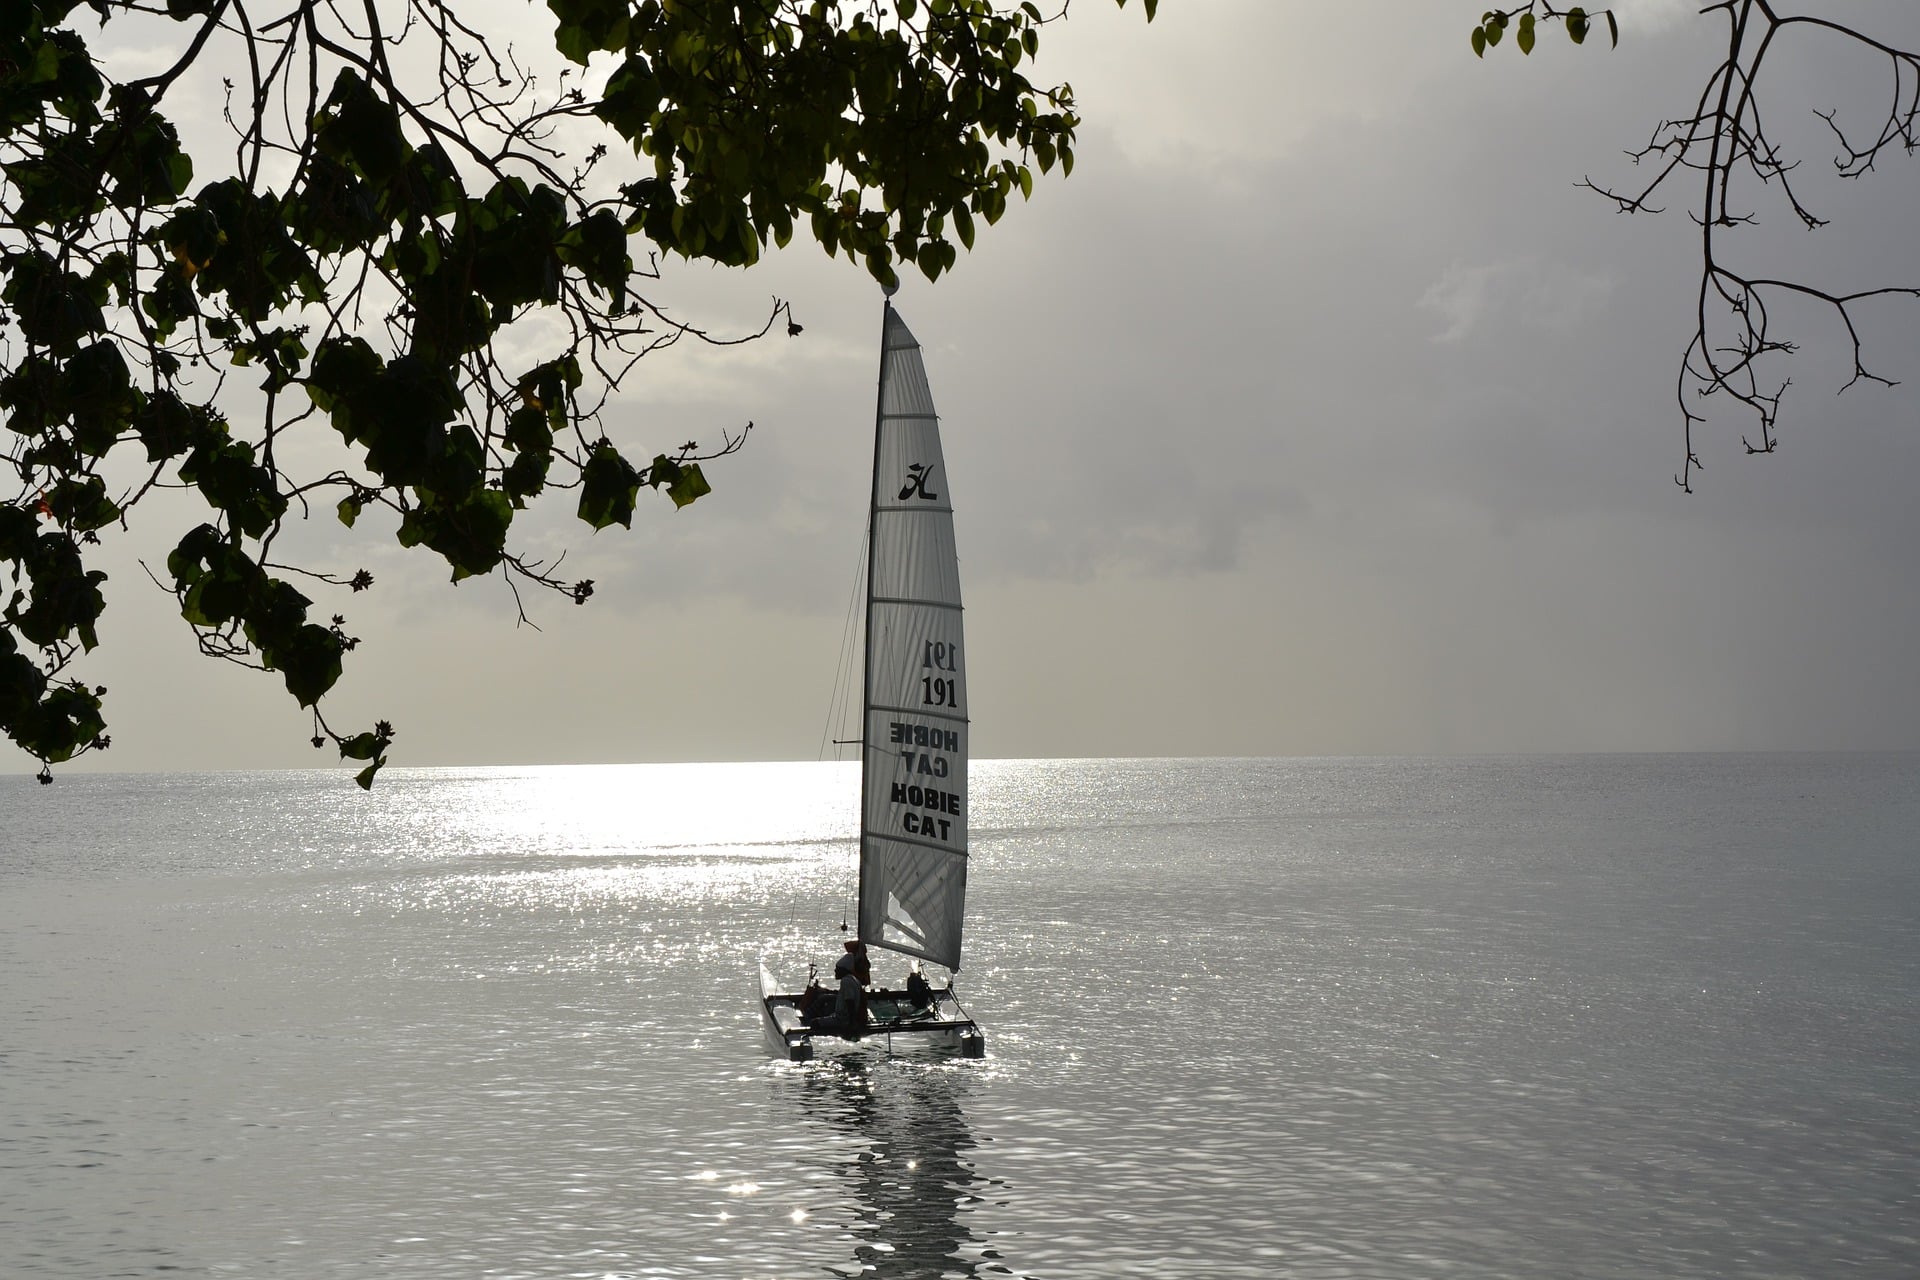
[796,526,864,947]
[836,535,864,756]
[816,523,868,763]
[841,537,866,755]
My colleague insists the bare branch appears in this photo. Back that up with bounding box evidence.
[1575,2,1920,485]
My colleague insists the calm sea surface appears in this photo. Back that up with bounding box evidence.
[2,754,1916,1279]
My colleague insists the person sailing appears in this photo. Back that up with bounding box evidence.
[830,939,869,1038]
[905,963,933,1007]
[834,938,871,985]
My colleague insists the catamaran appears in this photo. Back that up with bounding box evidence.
[758,298,985,1062]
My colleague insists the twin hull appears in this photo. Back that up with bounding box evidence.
[757,962,984,1063]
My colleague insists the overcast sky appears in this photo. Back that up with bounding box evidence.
[11,0,1920,775]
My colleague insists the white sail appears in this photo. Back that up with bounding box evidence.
[858,305,968,971]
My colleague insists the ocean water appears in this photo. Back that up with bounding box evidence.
[2,753,1916,1279]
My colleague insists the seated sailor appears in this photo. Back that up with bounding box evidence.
[806,939,869,1036]
[905,964,933,1007]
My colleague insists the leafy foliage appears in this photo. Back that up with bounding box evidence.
[1469,5,1616,59]
[1,0,1153,783]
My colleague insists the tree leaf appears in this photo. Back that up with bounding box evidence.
[578,442,641,530]
[664,460,711,509]
[266,623,345,708]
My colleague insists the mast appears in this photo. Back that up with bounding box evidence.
[854,292,893,944]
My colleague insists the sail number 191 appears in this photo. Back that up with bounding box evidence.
[921,639,959,707]
[923,640,957,671]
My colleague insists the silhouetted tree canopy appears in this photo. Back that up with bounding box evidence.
[0,0,1155,783]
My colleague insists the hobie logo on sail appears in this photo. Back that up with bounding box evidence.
[898,462,939,501]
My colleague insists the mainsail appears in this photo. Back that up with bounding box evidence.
[858,304,968,971]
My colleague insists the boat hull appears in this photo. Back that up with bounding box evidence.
[758,961,985,1062]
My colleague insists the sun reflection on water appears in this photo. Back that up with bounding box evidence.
[334,760,861,864]
[310,761,869,921]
